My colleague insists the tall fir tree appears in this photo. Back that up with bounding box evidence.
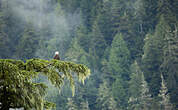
[142,16,178,108]
[96,0,114,45]
[160,22,178,108]
[96,80,118,110]
[159,74,173,110]
[139,72,154,110]
[129,62,159,110]
[89,21,107,69]
[108,33,131,109]
[128,61,143,110]
[141,16,170,96]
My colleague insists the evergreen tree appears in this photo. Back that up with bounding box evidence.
[142,16,178,108]
[141,16,170,96]
[141,0,158,31]
[91,19,107,58]
[0,59,90,109]
[128,0,148,59]
[160,22,178,108]
[89,21,107,69]
[111,0,129,33]
[110,0,146,60]
[96,0,114,45]
[108,33,131,109]
[139,72,153,110]
[129,61,142,98]
[96,80,118,110]
[128,61,142,110]
[159,74,173,110]
[129,62,159,110]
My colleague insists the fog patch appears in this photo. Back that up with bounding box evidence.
[8,0,81,59]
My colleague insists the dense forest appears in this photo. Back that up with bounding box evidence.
[0,0,178,110]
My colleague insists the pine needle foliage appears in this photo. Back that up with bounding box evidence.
[0,59,90,110]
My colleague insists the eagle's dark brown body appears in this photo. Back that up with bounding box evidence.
[54,54,60,60]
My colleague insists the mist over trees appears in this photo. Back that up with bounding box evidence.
[0,0,177,110]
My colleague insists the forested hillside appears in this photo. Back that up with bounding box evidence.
[0,0,177,110]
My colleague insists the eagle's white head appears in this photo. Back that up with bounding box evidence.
[55,51,59,55]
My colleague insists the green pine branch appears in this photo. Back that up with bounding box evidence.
[0,59,90,110]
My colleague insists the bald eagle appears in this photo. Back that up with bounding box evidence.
[53,51,60,60]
